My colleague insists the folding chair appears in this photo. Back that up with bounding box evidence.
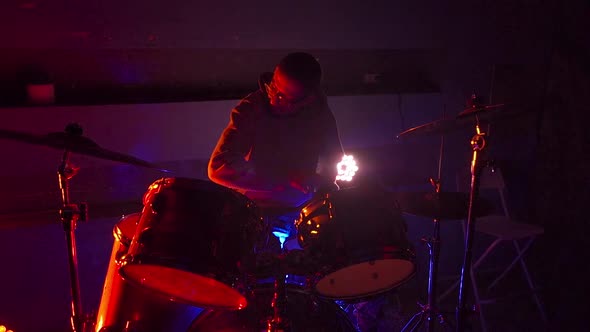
[439,167,546,331]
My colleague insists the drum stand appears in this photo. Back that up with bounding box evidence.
[266,235,290,332]
[455,122,487,332]
[402,117,452,332]
[401,179,452,332]
[265,210,305,332]
[57,125,90,332]
[268,269,288,332]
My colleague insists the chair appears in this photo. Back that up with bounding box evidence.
[439,167,546,331]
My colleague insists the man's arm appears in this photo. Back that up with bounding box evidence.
[208,96,283,192]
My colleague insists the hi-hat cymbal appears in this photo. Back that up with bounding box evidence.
[397,103,523,138]
[391,191,493,220]
[0,126,169,171]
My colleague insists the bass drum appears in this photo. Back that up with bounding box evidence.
[188,284,357,332]
[95,213,204,332]
[296,185,416,301]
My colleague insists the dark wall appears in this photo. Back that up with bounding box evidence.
[532,0,590,328]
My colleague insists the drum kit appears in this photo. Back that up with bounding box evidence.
[0,94,513,332]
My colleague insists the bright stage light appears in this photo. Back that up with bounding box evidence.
[336,154,358,182]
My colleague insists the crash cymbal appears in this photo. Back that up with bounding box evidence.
[0,125,169,171]
[396,103,524,138]
[391,191,493,220]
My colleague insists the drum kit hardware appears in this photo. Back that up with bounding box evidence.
[0,124,168,171]
[395,94,504,332]
[0,95,508,332]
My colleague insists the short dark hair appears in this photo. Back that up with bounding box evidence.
[277,52,322,89]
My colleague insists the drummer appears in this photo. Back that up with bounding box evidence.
[208,52,343,244]
[208,52,400,332]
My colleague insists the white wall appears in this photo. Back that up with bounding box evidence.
[0,94,442,170]
[0,93,453,215]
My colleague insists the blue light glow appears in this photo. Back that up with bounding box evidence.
[272,231,289,249]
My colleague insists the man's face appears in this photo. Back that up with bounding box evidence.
[265,67,317,114]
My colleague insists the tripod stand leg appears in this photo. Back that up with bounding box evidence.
[427,219,442,332]
[58,151,85,332]
[456,127,486,332]
[401,311,425,332]
[470,268,487,332]
[64,219,83,332]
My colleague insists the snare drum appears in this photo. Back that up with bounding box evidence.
[295,186,415,301]
[120,178,263,310]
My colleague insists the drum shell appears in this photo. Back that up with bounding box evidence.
[95,214,203,332]
[121,178,263,307]
[297,187,413,263]
[296,186,415,300]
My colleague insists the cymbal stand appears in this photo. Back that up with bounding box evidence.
[266,246,290,332]
[402,115,452,332]
[57,125,89,332]
[401,179,453,332]
[264,218,298,332]
[455,122,487,332]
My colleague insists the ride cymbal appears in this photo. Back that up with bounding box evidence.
[0,125,168,171]
[396,103,527,138]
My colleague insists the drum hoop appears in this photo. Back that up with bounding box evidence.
[311,247,415,275]
[314,269,416,303]
[113,213,140,246]
[118,263,247,310]
[143,177,261,220]
[309,248,416,301]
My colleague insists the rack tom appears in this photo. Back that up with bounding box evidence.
[120,178,263,310]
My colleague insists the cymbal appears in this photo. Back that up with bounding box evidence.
[0,126,168,171]
[397,103,521,138]
[391,191,493,220]
[457,103,505,118]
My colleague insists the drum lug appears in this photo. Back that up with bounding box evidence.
[117,253,133,266]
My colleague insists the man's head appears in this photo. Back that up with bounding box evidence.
[265,52,322,114]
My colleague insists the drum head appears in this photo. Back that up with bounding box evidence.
[315,259,415,300]
[120,265,247,310]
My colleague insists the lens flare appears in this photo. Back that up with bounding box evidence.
[336,155,358,182]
